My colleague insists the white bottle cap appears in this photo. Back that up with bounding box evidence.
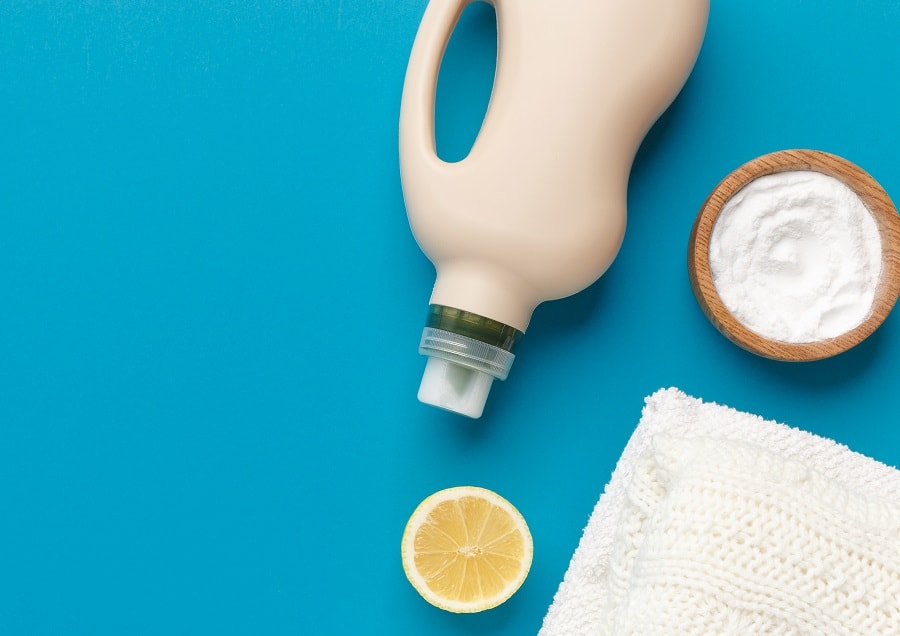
[418,356,495,419]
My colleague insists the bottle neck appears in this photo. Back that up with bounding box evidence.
[428,261,537,333]
[418,305,522,381]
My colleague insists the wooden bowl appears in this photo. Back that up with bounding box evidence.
[687,149,900,361]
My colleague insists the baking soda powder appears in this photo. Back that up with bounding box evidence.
[709,170,882,343]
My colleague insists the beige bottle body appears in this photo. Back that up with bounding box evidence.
[401,0,709,416]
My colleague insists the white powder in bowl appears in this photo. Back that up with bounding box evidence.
[709,170,882,343]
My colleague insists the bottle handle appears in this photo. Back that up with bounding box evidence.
[399,0,478,170]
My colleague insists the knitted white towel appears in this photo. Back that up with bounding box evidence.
[540,388,900,635]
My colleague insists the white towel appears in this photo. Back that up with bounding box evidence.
[540,388,900,635]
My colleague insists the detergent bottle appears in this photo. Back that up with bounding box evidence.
[400,0,709,418]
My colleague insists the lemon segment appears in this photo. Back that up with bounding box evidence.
[401,486,533,613]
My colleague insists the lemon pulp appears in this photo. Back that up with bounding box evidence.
[401,486,533,613]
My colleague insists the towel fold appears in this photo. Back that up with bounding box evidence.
[540,388,900,635]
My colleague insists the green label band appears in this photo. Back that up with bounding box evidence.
[425,305,522,353]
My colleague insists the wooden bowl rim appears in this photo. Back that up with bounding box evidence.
[687,149,900,362]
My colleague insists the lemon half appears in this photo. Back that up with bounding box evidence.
[400,486,533,613]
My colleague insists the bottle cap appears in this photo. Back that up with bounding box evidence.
[418,357,495,419]
[416,325,516,419]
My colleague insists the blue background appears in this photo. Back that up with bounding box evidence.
[2,1,900,634]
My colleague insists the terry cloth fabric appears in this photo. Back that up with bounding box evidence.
[540,388,900,635]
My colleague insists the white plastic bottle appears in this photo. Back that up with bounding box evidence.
[401,0,709,418]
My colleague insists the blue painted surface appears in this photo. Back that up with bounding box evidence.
[1,1,899,634]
